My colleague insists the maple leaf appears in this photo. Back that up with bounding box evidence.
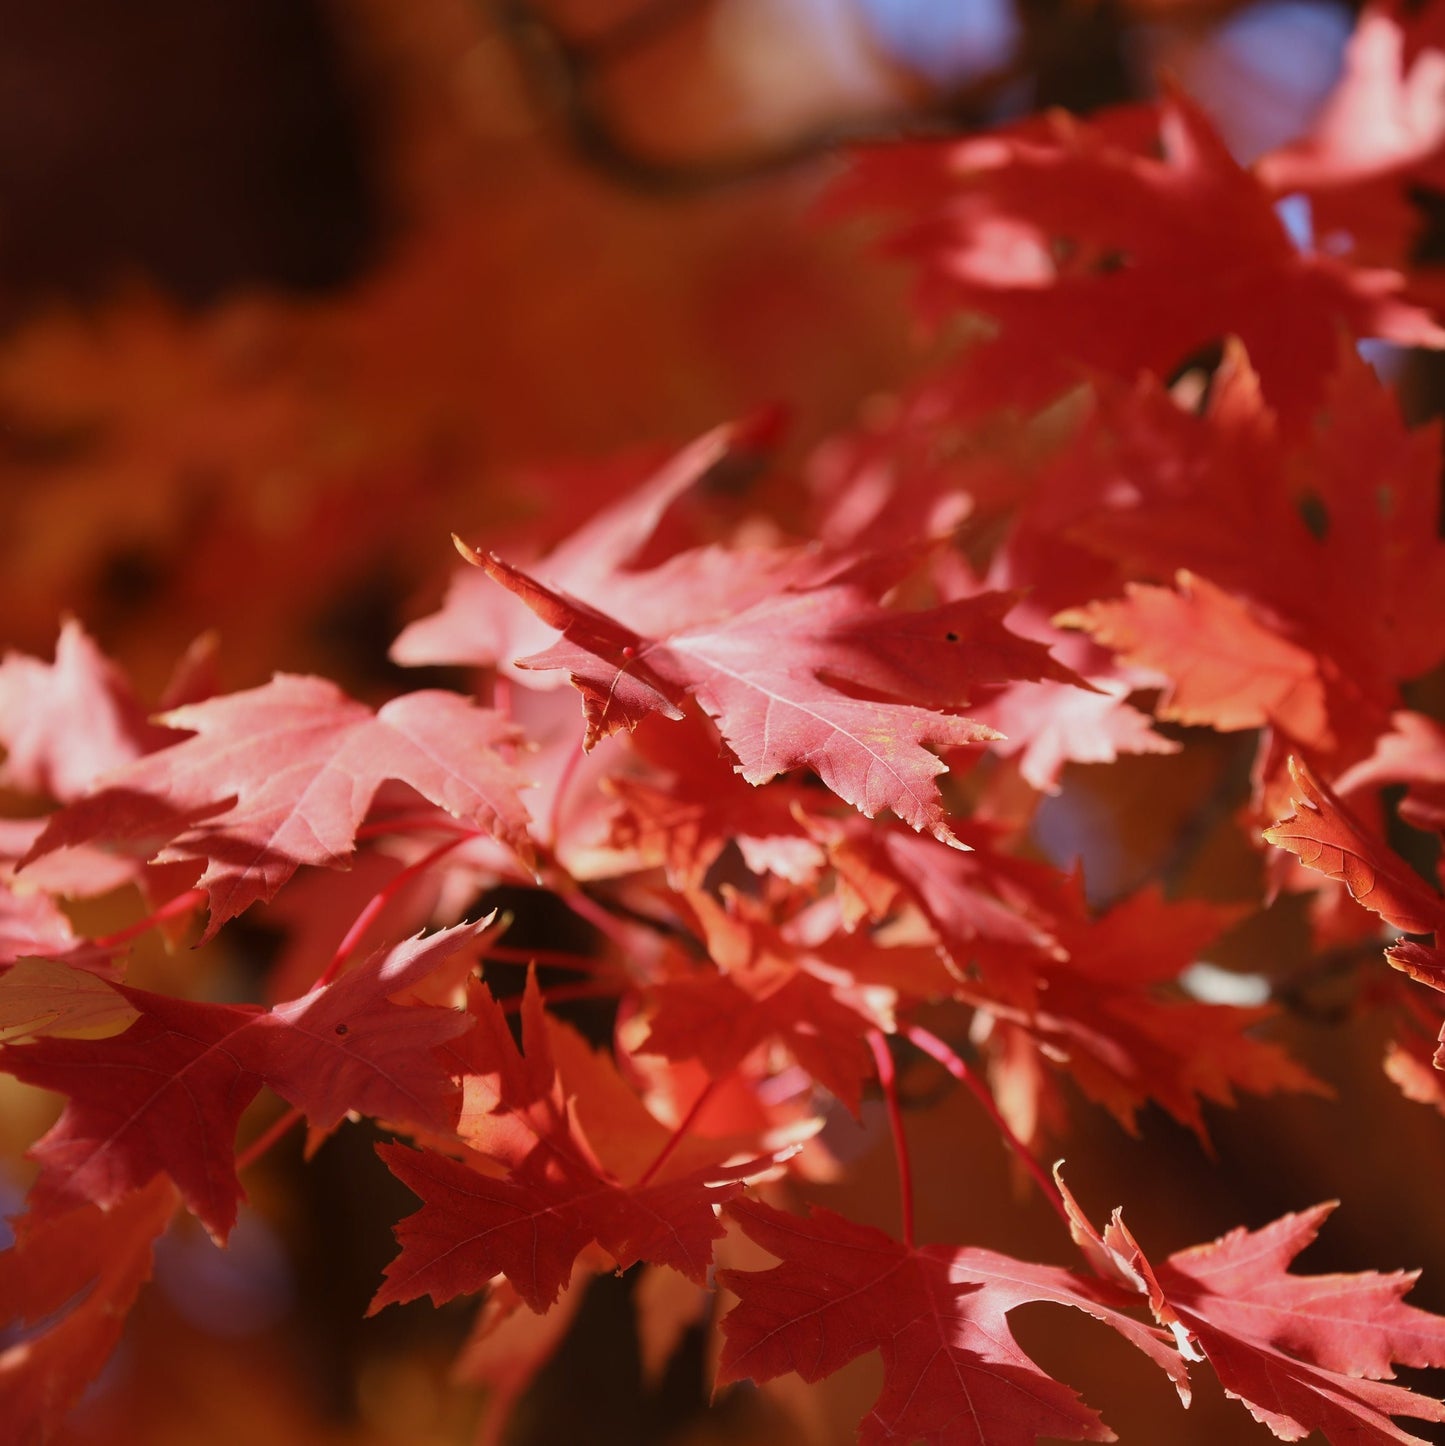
[23,676,534,936]
[392,419,776,677]
[1020,343,1445,806]
[3,892,195,1062]
[372,973,771,1315]
[0,619,184,803]
[1265,758,1445,938]
[1063,346,1445,700]
[2,923,488,1240]
[639,890,897,1113]
[1257,3,1445,268]
[0,958,138,1044]
[963,886,1325,1142]
[0,1176,178,1446]
[603,713,827,890]
[1059,1174,1445,1444]
[1336,711,1445,837]
[476,541,1078,844]
[1057,571,1330,742]
[811,808,1312,1143]
[716,1196,1187,1446]
[836,87,1444,425]
[0,881,86,970]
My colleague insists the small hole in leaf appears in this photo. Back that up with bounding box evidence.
[945,631,960,643]
[335,1024,349,1036]
[1299,491,1330,540]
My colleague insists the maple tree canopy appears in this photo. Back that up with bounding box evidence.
[10,3,1445,1443]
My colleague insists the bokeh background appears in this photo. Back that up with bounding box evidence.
[5,2,1445,1442]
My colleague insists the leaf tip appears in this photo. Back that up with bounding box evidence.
[451,533,484,567]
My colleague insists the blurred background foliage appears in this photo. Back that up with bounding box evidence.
[6,2,1445,1443]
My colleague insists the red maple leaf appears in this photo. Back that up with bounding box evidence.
[1058,571,1330,742]
[392,419,776,677]
[1265,758,1445,938]
[0,619,184,803]
[964,886,1323,1142]
[371,973,774,1315]
[716,1196,1187,1446]
[0,1176,178,1445]
[2,922,488,1240]
[0,957,137,1043]
[1060,1174,1445,1444]
[1036,345,1445,805]
[836,88,1443,425]
[1257,3,1445,269]
[23,676,534,935]
[638,889,900,1113]
[477,541,1077,844]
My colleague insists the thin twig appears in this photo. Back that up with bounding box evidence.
[316,833,475,989]
[636,1074,720,1187]
[91,888,207,948]
[904,1024,1072,1232]
[869,1030,915,1248]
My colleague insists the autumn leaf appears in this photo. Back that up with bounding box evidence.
[1265,758,1445,937]
[371,973,775,1315]
[23,676,534,936]
[1021,344,1445,806]
[638,889,896,1113]
[0,1176,178,1446]
[717,1196,1187,1446]
[0,957,138,1043]
[836,86,1444,424]
[0,619,184,803]
[1058,1173,1445,1445]
[476,541,1079,844]
[964,886,1325,1143]
[2,922,489,1240]
[1158,1207,1445,1443]
[1057,572,1329,743]
[393,418,777,677]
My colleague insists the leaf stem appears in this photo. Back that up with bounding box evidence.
[557,887,639,951]
[493,674,514,722]
[904,1025,1072,1232]
[868,1030,914,1249]
[636,1075,720,1188]
[483,943,614,974]
[316,834,474,989]
[91,888,207,949]
[498,980,622,1013]
[235,1105,303,1173]
[548,737,588,851]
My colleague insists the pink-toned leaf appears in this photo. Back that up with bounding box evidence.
[24,677,534,936]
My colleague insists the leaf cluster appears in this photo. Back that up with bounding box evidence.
[10,6,1445,1443]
